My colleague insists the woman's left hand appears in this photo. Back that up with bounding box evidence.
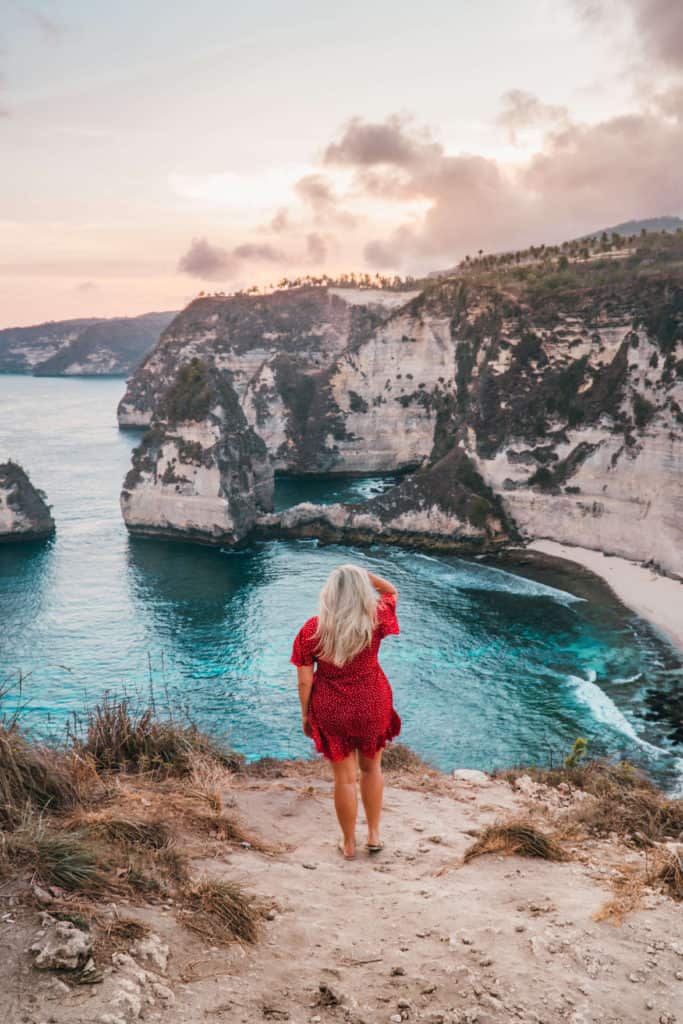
[302,715,313,738]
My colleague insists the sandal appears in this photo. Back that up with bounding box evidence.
[366,841,384,854]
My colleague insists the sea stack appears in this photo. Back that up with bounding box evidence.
[0,462,55,542]
[120,358,274,546]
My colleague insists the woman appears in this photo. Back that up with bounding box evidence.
[290,564,401,860]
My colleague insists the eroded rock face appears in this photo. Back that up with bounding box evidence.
[30,915,92,970]
[0,462,55,542]
[117,273,683,573]
[120,359,273,546]
[256,449,514,553]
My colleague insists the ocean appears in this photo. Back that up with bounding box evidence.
[1,374,681,790]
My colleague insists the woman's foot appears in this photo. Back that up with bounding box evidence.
[338,839,356,860]
[366,831,383,853]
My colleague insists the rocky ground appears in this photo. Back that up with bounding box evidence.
[2,762,681,1024]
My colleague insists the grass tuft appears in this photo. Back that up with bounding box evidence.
[76,695,245,776]
[0,727,92,827]
[182,878,260,944]
[463,819,567,863]
[5,815,107,892]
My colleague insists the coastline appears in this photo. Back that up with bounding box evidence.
[528,540,683,655]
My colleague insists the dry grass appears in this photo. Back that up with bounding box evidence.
[382,743,429,772]
[498,756,650,797]
[573,787,683,846]
[79,814,172,850]
[75,695,245,776]
[593,866,647,924]
[651,847,683,901]
[463,819,567,863]
[0,726,97,827]
[181,878,261,945]
[4,814,107,892]
[501,755,683,846]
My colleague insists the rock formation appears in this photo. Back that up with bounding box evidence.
[118,235,683,573]
[0,311,176,376]
[120,358,273,546]
[0,462,55,542]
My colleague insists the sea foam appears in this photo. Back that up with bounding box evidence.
[568,672,683,794]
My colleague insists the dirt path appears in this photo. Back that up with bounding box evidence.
[3,768,682,1024]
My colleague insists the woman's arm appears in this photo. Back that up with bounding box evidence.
[297,665,314,737]
[367,570,398,599]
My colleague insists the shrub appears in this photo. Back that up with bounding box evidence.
[76,695,244,776]
[633,392,656,429]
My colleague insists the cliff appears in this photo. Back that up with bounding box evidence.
[0,318,100,373]
[0,311,176,377]
[118,233,683,574]
[0,462,55,541]
[120,358,273,545]
[2,702,682,1024]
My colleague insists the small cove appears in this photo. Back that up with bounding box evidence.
[1,374,681,791]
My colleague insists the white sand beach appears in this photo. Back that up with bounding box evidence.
[530,541,683,654]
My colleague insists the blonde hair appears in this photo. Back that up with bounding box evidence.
[315,564,378,666]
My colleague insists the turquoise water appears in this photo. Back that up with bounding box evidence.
[1,375,682,790]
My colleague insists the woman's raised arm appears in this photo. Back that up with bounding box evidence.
[367,570,398,600]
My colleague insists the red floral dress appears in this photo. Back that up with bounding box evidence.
[290,592,402,762]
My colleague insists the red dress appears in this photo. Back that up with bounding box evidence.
[290,592,402,762]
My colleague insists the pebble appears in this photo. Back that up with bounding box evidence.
[515,925,526,932]
[302,863,317,870]
[397,1000,411,1009]
[461,936,474,945]
[390,1016,403,1023]
[391,966,406,976]
[646,1000,655,1010]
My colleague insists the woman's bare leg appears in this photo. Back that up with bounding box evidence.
[358,749,384,847]
[332,752,358,857]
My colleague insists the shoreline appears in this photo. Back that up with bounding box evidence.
[528,540,683,655]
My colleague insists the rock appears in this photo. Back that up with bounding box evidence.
[151,982,174,1003]
[0,462,55,542]
[30,918,93,971]
[121,359,273,547]
[130,933,169,973]
[318,982,342,1006]
[451,769,492,786]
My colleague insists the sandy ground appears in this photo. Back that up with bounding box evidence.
[529,541,683,655]
[3,766,682,1024]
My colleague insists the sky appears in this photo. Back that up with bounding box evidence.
[1,0,682,326]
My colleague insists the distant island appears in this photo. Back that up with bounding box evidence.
[0,310,177,377]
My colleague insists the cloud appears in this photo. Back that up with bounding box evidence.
[178,238,240,280]
[178,237,289,280]
[294,173,357,227]
[306,232,327,264]
[270,208,291,233]
[233,242,285,262]
[324,114,438,167]
[574,0,683,71]
[75,281,98,293]
[344,101,683,270]
[496,89,568,145]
